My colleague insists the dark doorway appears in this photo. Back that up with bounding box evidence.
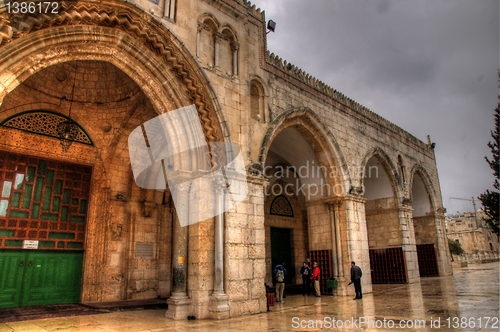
[416,244,439,277]
[369,247,407,284]
[270,227,293,284]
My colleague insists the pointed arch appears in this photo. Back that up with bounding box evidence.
[409,164,438,214]
[249,76,267,122]
[0,0,228,149]
[360,147,400,201]
[258,107,351,196]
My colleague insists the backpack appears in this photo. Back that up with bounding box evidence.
[276,269,284,282]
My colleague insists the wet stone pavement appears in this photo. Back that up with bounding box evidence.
[0,262,498,332]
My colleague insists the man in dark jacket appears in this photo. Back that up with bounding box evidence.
[300,262,311,295]
[350,261,362,300]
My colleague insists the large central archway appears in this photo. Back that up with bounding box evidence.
[0,0,228,312]
[260,108,350,294]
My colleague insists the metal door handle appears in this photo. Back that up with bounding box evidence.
[27,261,33,267]
[19,261,24,267]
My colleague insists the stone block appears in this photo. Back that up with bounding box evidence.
[226,280,249,301]
[248,244,265,259]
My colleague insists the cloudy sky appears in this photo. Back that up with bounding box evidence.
[252,0,499,215]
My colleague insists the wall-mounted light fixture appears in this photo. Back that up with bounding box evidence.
[266,20,276,34]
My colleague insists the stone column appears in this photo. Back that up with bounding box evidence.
[231,41,239,79]
[327,202,338,278]
[326,201,344,278]
[166,182,191,320]
[333,201,344,278]
[343,194,371,296]
[81,185,109,301]
[209,178,229,319]
[399,203,420,283]
[214,33,224,72]
[434,207,453,276]
[196,24,203,60]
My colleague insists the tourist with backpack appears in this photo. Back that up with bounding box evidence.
[273,263,287,303]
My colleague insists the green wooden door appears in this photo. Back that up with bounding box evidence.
[0,250,83,308]
[0,251,25,308]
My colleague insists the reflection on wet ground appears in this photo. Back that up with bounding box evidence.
[0,262,498,331]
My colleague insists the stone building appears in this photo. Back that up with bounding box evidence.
[446,210,499,261]
[0,0,451,319]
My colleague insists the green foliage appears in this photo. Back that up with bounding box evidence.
[448,238,464,255]
[478,105,499,236]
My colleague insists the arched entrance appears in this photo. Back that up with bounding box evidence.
[0,0,227,311]
[362,152,408,284]
[260,109,349,294]
[411,170,439,277]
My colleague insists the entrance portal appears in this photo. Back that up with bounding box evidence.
[270,227,293,284]
[0,151,90,308]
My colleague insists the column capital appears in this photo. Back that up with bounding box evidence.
[214,32,226,43]
[197,22,207,32]
[231,41,240,52]
[212,176,228,193]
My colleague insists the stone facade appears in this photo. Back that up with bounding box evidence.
[447,211,500,261]
[0,0,451,319]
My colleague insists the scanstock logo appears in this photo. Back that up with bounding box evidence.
[128,105,248,226]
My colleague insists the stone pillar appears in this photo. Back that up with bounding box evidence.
[231,41,239,79]
[327,202,339,278]
[214,33,224,71]
[209,179,229,319]
[342,194,371,296]
[333,201,344,278]
[434,207,453,276]
[399,203,420,283]
[225,176,267,317]
[81,184,109,302]
[196,24,203,60]
[326,200,344,278]
[166,183,191,320]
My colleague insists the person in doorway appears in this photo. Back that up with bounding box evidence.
[273,263,287,303]
[350,261,363,299]
[311,262,321,297]
[300,262,311,295]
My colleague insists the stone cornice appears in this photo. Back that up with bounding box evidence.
[264,51,434,157]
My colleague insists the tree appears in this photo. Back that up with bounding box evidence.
[448,238,464,256]
[478,104,499,236]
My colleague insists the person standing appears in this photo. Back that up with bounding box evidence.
[273,263,287,303]
[310,262,321,297]
[300,262,311,295]
[350,261,363,300]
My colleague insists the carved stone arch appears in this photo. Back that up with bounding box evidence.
[258,107,351,195]
[0,0,227,148]
[409,164,439,212]
[218,24,239,77]
[198,12,221,31]
[219,24,238,43]
[359,147,403,204]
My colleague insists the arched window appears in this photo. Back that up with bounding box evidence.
[1,111,92,147]
[270,195,293,217]
[197,17,218,68]
[250,79,265,122]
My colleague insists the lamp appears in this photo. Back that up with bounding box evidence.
[266,20,276,34]
[58,62,78,152]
